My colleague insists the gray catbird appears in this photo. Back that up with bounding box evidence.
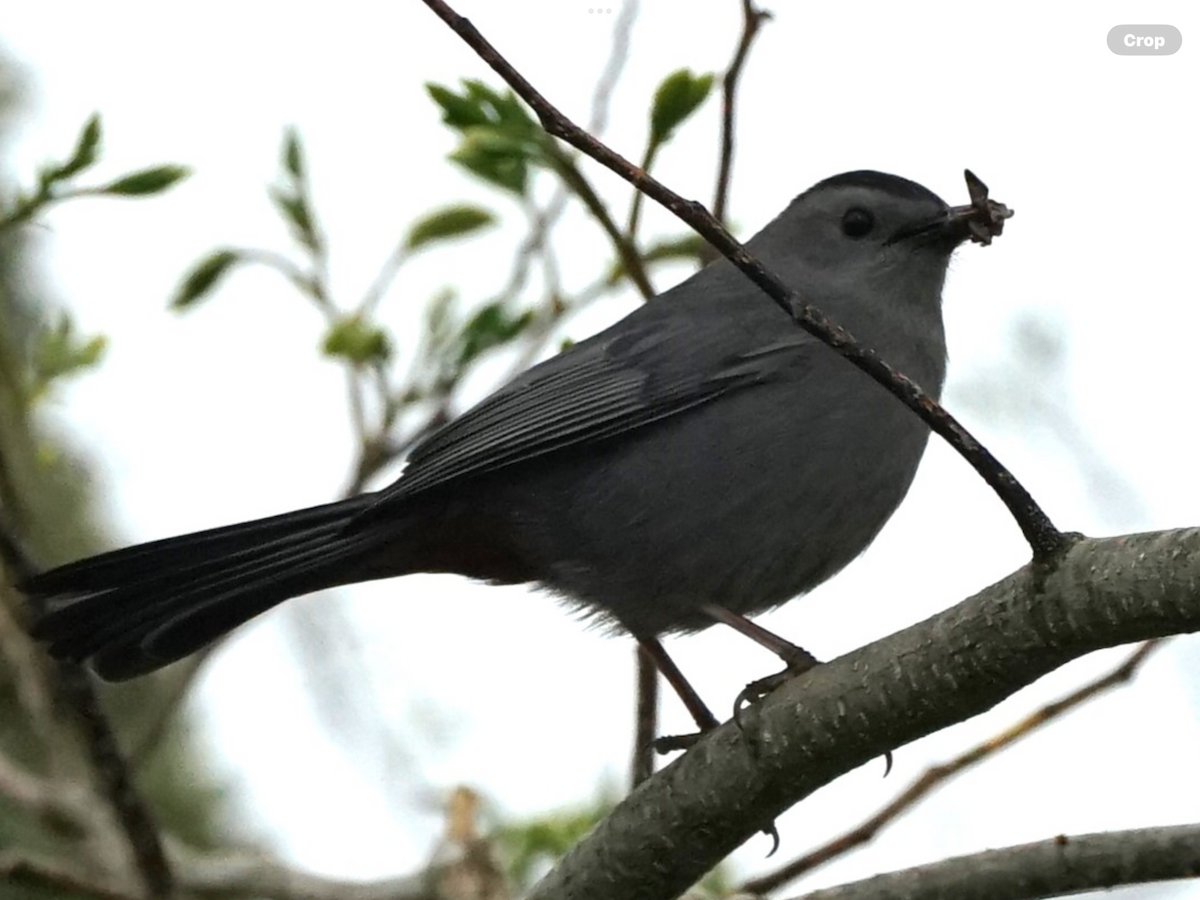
[23,170,1006,702]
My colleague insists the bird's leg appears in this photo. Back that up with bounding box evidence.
[638,636,719,753]
[703,603,823,730]
[639,634,783,853]
[703,603,893,777]
[703,603,821,676]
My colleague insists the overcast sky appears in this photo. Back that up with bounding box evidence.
[3,2,1198,895]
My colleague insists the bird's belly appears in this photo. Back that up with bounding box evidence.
[489,372,931,637]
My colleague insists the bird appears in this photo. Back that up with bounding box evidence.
[22,170,1007,724]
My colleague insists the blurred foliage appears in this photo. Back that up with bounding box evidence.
[496,797,616,891]
[0,57,223,896]
[0,113,189,233]
[427,80,542,196]
[405,203,496,252]
[172,248,243,310]
[322,315,393,366]
[494,792,731,897]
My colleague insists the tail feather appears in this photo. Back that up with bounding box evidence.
[26,500,367,594]
[46,523,351,663]
[22,495,389,680]
[35,512,359,643]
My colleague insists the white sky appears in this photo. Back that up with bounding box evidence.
[3,1,1199,895]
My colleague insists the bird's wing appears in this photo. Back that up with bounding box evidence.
[364,306,811,511]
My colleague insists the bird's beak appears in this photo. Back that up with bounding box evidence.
[886,170,1014,248]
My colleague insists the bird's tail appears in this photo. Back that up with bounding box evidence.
[22,495,386,681]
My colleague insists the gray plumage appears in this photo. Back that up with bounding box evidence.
[24,170,967,680]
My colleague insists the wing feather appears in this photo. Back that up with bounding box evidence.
[363,305,811,512]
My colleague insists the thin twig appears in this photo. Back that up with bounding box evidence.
[0,747,90,836]
[711,0,771,229]
[0,854,143,900]
[359,242,409,318]
[235,248,314,296]
[55,663,175,898]
[624,141,656,247]
[630,642,659,787]
[587,1,638,136]
[420,0,1066,561]
[543,144,654,301]
[126,647,217,771]
[0,588,63,767]
[742,639,1165,895]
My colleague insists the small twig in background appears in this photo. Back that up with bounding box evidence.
[0,577,62,769]
[544,143,654,301]
[55,664,174,898]
[742,639,1165,895]
[711,0,771,229]
[0,854,142,900]
[630,642,659,787]
[0,746,90,837]
[126,647,218,771]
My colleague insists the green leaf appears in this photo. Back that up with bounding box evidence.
[322,316,392,365]
[45,113,103,183]
[404,204,496,252]
[282,127,305,179]
[99,165,191,196]
[462,79,535,131]
[649,69,714,145]
[270,187,318,251]
[449,129,531,195]
[426,83,491,129]
[456,301,534,366]
[429,80,536,135]
[30,316,108,400]
[428,81,541,195]
[172,249,242,310]
[497,802,613,889]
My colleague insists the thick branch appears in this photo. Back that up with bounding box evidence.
[744,639,1162,893]
[790,824,1200,900]
[526,527,1200,900]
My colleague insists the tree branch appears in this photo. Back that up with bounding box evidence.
[743,639,1163,894]
[55,664,174,898]
[0,854,142,900]
[523,527,1200,900]
[126,648,217,771]
[788,824,1200,900]
[0,746,90,836]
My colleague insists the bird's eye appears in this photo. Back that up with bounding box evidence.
[841,208,875,239]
